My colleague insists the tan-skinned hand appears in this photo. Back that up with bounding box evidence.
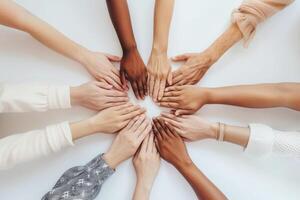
[70,81,129,111]
[160,114,218,141]
[159,85,208,115]
[147,51,172,102]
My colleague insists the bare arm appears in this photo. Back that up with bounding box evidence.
[148,0,174,101]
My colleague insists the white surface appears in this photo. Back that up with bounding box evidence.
[0,0,300,199]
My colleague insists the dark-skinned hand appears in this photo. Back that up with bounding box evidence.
[121,48,148,100]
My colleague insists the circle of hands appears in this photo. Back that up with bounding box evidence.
[73,48,218,188]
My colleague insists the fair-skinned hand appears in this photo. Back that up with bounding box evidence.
[160,114,218,141]
[80,50,124,91]
[159,85,208,115]
[152,118,192,169]
[171,50,218,86]
[147,51,172,102]
[121,48,147,100]
[88,103,146,134]
[133,134,160,190]
[103,115,152,169]
[70,81,129,111]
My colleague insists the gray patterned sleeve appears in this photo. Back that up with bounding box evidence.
[42,153,114,200]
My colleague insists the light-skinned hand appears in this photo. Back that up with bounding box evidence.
[171,50,218,86]
[70,81,129,111]
[159,85,208,115]
[80,50,124,91]
[103,115,152,169]
[121,48,147,100]
[152,118,192,169]
[147,51,172,102]
[160,114,218,141]
[133,133,160,190]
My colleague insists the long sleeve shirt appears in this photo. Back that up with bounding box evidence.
[42,153,114,200]
[232,0,294,47]
[0,83,74,170]
[245,124,300,158]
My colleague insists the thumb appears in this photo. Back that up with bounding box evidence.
[175,109,193,116]
[104,53,122,62]
[171,54,190,62]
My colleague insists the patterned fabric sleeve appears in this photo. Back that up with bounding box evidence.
[42,153,114,200]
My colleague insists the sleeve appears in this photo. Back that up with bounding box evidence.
[0,121,74,170]
[0,83,71,113]
[231,0,294,47]
[245,123,300,158]
[42,153,114,200]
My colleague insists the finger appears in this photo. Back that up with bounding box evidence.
[138,121,152,142]
[160,96,180,102]
[158,118,173,138]
[165,121,180,138]
[94,81,113,90]
[152,78,160,102]
[153,118,167,139]
[105,96,129,103]
[158,102,179,108]
[141,134,150,154]
[122,108,146,121]
[148,133,155,153]
[167,71,172,86]
[119,104,138,114]
[165,85,182,92]
[171,54,190,62]
[132,81,141,100]
[158,78,166,101]
[149,75,155,99]
[159,116,182,129]
[131,114,146,132]
[165,122,182,136]
[106,90,128,97]
[174,109,195,116]
[147,72,151,96]
[104,53,122,62]
[120,70,127,90]
[103,101,127,108]
[104,76,123,91]
[114,103,132,111]
[172,73,183,85]
[137,79,145,100]
[175,78,190,86]
[109,73,123,89]
[143,73,148,96]
[152,120,163,142]
[163,91,181,97]
[123,115,140,131]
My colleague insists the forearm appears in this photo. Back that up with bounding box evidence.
[206,23,242,62]
[176,162,227,200]
[205,83,300,111]
[132,180,151,200]
[152,0,174,53]
[0,0,88,64]
[106,0,137,52]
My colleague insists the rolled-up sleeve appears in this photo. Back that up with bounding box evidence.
[231,0,294,47]
[245,123,300,158]
[0,84,71,113]
[0,121,74,170]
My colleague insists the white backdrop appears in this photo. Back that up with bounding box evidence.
[0,0,300,199]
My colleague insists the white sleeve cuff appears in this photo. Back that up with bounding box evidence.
[245,124,275,157]
[48,86,71,110]
[46,121,74,152]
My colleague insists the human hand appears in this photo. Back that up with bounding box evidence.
[70,81,129,111]
[121,48,147,100]
[80,50,124,91]
[159,85,209,115]
[103,115,152,169]
[88,103,146,134]
[160,114,218,141]
[171,50,218,86]
[152,118,192,169]
[133,133,160,190]
[147,51,172,102]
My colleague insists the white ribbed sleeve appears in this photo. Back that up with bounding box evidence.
[0,122,74,170]
[245,123,300,158]
[0,84,71,112]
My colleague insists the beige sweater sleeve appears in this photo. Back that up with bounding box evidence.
[232,0,294,47]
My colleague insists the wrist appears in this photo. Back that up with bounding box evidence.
[123,44,138,55]
[136,179,152,195]
[210,122,219,140]
[70,86,82,106]
[174,158,193,171]
[70,119,94,140]
[152,44,167,55]
[103,151,121,169]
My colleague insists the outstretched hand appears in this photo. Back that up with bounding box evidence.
[121,48,148,100]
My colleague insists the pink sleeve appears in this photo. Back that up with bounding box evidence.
[232,0,294,47]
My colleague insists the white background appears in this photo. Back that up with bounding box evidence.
[0,0,300,199]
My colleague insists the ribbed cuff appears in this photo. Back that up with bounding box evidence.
[245,124,274,156]
[48,86,71,110]
[46,121,74,153]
